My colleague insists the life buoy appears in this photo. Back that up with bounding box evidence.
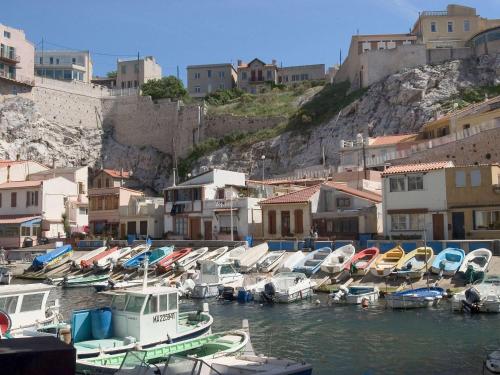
[0,309,12,336]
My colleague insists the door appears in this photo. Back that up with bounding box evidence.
[120,223,126,239]
[432,214,444,240]
[281,211,290,236]
[452,212,465,239]
[204,221,212,240]
[190,218,201,240]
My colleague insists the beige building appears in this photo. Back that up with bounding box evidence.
[412,4,500,49]
[119,195,164,239]
[187,63,237,97]
[277,64,325,85]
[0,23,35,93]
[470,26,500,57]
[35,50,93,83]
[116,56,161,90]
[90,169,132,189]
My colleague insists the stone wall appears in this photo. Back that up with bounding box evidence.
[427,47,472,65]
[203,113,285,139]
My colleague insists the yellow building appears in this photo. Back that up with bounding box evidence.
[445,164,500,240]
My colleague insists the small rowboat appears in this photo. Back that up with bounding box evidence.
[393,247,434,279]
[196,246,229,266]
[225,246,247,266]
[431,247,465,276]
[94,245,144,270]
[156,248,192,273]
[370,246,404,277]
[320,244,355,274]
[73,247,107,269]
[32,245,73,271]
[175,247,208,272]
[81,247,118,269]
[122,246,173,270]
[385,287,445,309]
[330,285,379,305]
[234,243,269,273]
[458,248,492,275]
[63,273,110,288]
[293,247,332,276]
[345,247,379,276]
[279,251,306,272]
[256,250,286,273]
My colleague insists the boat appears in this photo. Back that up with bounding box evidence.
[225,246,247,266]
[320,245,355,274]
[93,277,161,292]
[174,247,208,272]
[74,246,108,269]
[369,246,404,277]
[71,286,214,359]
[256,272,316,303]
[293,247,332,276]
[278,251,305,273]
[330,285,379,305]
[122,246,173,270]
[63,273,111,288]
[76,329,249,375]
[344,247,379,276]
[0,266,13,285]
[156,248,192,274]
[31,245,73,271]
[458,248,492,277]
[94,246,144,271]
[191,260,244,299]
[430,247,465,276]
[256,250,286,273]
[484,349,500,375]
[196,246,229,266]
[451,275,500,313]
[385,287,446,309]
[234,243,269,273]
[236,276,270,303]
[393,247,434,279]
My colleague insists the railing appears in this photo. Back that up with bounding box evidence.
[0,51,20,63]
[420,11,448,16]
[109,87,139,96]
[204,198,247,210]
[0,70,35,86]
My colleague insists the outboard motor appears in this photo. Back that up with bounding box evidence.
[462,287,481,313]
[330,285,349,302]
[261,282,276,303]
[221,286,236,301]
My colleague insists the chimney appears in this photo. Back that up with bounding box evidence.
[237,59,242,66]
[272,59,277,66]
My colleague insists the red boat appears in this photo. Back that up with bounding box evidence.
[81,246,119,269]
[156,248,192,273]
[344,247,380,275]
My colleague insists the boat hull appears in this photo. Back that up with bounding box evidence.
[191,283,221,299]
[386,296,442,309]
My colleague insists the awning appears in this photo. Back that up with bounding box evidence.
[0,215,41,224]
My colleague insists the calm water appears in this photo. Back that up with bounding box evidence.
[50,287,499,375]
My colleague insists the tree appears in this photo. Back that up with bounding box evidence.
[141,76,188,101]
[106,70,117,78]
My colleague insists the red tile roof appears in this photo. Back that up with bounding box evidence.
[370,134,418,146]
[259,184,321,205]
[382,161,453,175]
[0,180,42,189]
[0,215,41,224]
[323,182,382,203]
[102,169,131,179]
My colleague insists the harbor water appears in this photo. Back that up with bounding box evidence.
[52,287,500,375]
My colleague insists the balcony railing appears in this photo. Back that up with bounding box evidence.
[204,198,247,210]
[0,70,35,86]
[420,11,448,17]
[0,51,20,63]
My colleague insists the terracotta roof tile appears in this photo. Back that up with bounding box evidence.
[0,180,42,189]
[102,169,131,179]
[259,184,321,205]
[323,182,382,203]
[370,134,418,146]
[382,161,453,175]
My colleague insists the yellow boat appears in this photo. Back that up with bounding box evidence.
[393,247,434,279]
[370,246,405,277]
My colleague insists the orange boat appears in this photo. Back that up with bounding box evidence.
[156,248,192,273]
[344,247,380,275]
[81,246,119,269]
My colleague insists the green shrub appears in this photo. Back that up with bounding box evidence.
[205,88,244,105]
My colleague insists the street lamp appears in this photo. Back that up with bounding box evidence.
[261,155,266,197]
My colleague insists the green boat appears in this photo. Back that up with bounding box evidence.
[63,273,111,288]
[75,330,249,374]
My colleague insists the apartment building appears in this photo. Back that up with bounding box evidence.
[413,4,500,49]
[0,23,35,93]
[35,50,93,83]
[187,63,237,97]
[90,169,131,189]
[0,160,48,184]
[119,196,164,239]
[471,26,500,57]
[116,56,161,90]
[277,64,325,85]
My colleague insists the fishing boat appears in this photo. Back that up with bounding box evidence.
[451,275,500,313]
[256,272,316,303]
[31,245,73,271]
[320,245,355,274]
[293,247,332,276]
[63,273,111,288]
[74,246,108,269]
[122,246,173,270]
[175,247,208,272]
[393,247,434,279]
[256,250,286,273]
[196,246,229,266]
[278,251,305,273]
[191,260,244,299]
[369,246,404,277]
[75,329,249,374]
[234,243,269,273]
[385,287,445,309]
[344,247,379,276]
[94,245,143,271]
[225,246,247,266]
[330,285,379,305]
[156,248,192,274]
[430,247,465,276]
[71,286,213,359]
[458,248,492,276]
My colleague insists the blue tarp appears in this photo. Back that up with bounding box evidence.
[32,245,72,269]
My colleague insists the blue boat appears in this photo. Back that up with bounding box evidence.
[293,247,332,276]
[385,287,446,309]
[122,246,173,269]
[430,247,465,276]
[32,245,73,271]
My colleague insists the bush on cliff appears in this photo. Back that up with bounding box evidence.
[205,88,244,105]
[142,76,188,101]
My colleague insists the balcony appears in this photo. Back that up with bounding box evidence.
[0,51,20,64]
[204,198,248,211]
[0,70,35,86]
[420,11,448,17]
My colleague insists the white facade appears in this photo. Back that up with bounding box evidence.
[120,196,164,238]
[35,50,93,83]
[0,161,48,184]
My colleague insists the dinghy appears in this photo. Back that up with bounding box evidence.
[320,245,355,274]
[256,272,316,303]
[293,247,332,276]
[278,251,306,273]
[430,247,465,276]
[156,248,192,273]
[256,250,286,272]
[122,246,173,270]
[330,285,379,305]
[344,247,379,276]
[73,246,107,269]
[63,273,110,288]
[451,275,500,313]
[458,248,492,275]
[234,243,269,273]
[393,247,434,279]
[369,246,404,277]
[175,247,208,272]
[81,247,118,269]
[32,245,73,271]
[225,246,247,266]
[196,246,229,266]
[191,260,244,299]
[94,245,144,271]
[385,287,445,309]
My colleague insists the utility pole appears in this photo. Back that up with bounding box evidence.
[362,136,367,180]
[172,138,177,186]
[136,52,140,95]
[41,37,44,83]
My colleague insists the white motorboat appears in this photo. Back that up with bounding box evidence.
[484,349,500,375]
[458,248,492,275]
[320,245,355,274]
[330,285,379,305]
[225,246,247,266]
[191,260,244,299]
[175,247,208,272]
[451,275,500,313]
[255,272,316,303]
[235,243,269,273]
[236,276,270,302]
[0,266,13,285]
[278,251,305,272]
[256,250,286,273]
[196,246,229,266]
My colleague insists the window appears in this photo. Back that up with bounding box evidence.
[389,176,405,192]
[127,221,136,235]
[105,178,110,188]
[143,295,158,314]
[194,72,200,79]
[242,72,247,80]
[207,69,212,78]
[134,64,139,73]
[49,57,53,64]
[294,209,303,234]
[192,188,201,200]
[159,294,169,311]
[470,170,481,187]
[391,214,407,230]
[408,175,423,191]
[474,211,500,230]
[336,197,351,208]
[268,210,276,234]
[169,293,177,310]
[97,178,102,188]
[20,293,44,312]
[301,74,308,80]
[333,218,358,233]
[21,226,30,236]
[10,192,16,207]
[140,221,147,235]
[32,224,40,237]
[78,182,84,194]
[26,191,38,207]
[125,295,146,313]
[431,22,437,32]
[194,86,201,93]
[218,71,224,78]
[3,31,11,39]
[266,70,272,80]
[0,296,18,314]
[175,217,188,235]
[72,57,76,64]
[39,57,43,64]
[455,171,466,187]
[409,214,425,230]
[79,207,87,215]
[464,20,470,32]
[447,21,453,33]
[134,80,138,88]
[111,294,127,311]
[121,65,126,74]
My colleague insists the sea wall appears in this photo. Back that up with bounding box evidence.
[203,113,285,139]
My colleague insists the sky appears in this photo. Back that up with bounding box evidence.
[2,0,499,84]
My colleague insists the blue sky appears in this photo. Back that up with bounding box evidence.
[2,0,499,83]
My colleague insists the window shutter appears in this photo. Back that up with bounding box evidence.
[26,191,30,207]
[294,209,303,234]
[35,191,39,206]
[268,210,276,235]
